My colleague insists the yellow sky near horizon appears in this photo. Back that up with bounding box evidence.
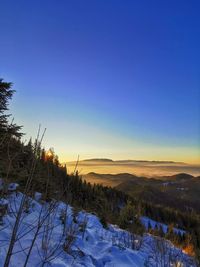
[57,145,200,165]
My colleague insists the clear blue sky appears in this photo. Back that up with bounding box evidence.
[0,0,200,163]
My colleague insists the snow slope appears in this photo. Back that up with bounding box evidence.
[0,192,196,267]
[141,216,186,235]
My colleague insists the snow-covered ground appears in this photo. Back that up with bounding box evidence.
[141,216,186,235]
[0,192,196,267]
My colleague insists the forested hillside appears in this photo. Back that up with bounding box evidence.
[0,79,199,266]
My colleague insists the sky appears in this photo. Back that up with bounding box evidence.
[0,0,200,163]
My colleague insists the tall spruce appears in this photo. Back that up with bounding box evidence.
[0,79,22,138]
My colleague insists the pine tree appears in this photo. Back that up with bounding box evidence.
[0,79,22,138]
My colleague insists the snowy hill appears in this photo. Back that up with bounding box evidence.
[0,191,196,267]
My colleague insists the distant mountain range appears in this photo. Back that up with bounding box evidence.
[82,158,114,162]
[66,158,200,177]
[81,158,184,164]
[83,172,200,214]
[83,172,197,187]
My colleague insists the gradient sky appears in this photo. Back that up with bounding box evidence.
[0,0,200,163]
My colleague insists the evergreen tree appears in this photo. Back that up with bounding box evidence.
[0,79,22,138]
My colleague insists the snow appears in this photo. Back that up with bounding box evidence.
[0,192,196,267]
[141,216,186,236]
[8,183,19,191]
[34,192,42,201]
[0,198,8,206]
